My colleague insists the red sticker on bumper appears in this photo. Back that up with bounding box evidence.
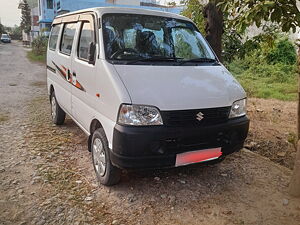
[175,147,222,167]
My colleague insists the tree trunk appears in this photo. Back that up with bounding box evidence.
[289,141,300,197]
[289,44,300,197]
[298,45,300,141]
[203,0,223,61]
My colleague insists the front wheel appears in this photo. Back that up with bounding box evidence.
[91,128,121,186]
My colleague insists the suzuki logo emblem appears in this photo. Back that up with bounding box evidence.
[196,112,204,121]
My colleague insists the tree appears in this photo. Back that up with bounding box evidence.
[168,1,177,6]
[181,0,205,33]
[218,0,300,33]
[203,0,223,61]
[20,0,31,34]
[216,0,300,197]
[289,42,300,197]
[10,26,22,40]
[0,22,5,35]
[182,1,223,60]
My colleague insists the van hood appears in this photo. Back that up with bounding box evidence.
[113,65,246,110]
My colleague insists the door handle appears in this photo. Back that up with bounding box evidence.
[67,69,71,81]
[72,72,77,86]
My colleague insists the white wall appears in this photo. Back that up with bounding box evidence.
[116,0,140,5]
[107,0,140,5]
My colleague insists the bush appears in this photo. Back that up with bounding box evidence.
[27,51,46,63]
[266,38,297,65]
[228,51,297,101]
[32,36,48,56]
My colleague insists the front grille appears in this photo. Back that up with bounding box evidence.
[161,107,231,127]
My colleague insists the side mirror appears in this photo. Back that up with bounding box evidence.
[88,42,96,65]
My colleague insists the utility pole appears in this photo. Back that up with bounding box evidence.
[289,41,300,197]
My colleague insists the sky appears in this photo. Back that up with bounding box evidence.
[0,0,21,27]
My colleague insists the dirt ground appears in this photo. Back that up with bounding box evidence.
[0,42,300,225]
[245,98,297,169]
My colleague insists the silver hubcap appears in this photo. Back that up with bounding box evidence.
[51,96,57,120]
[93,138,106,176]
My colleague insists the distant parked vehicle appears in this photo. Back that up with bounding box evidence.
[1,34,11,43]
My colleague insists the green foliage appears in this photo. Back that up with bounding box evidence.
[181,0,205,34]
[168,1,177,6]
[32,36,48,56]
[218,0,300,33]
[227,41,298,101]
[222,24,284,64]
[27,0,38,8]
[20,0,32,34]
[222,31,243,63]
[266,39,297,65]
[10,26,22,40]
[27,51,46,63]
[0,23,5,35]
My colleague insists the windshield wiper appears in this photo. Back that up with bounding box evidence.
[179,57,218,65]
[126,56,183,65]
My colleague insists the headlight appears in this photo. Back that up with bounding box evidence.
[229,99,247,118]
[118,104,163,126]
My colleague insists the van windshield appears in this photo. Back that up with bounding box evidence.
[102,13,217,65]
[1,34,9,38]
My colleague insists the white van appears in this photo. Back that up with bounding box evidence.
[47,7,249,185]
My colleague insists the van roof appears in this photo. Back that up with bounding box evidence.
[54,6,191,22]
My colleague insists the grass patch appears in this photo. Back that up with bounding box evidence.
[0,113,9,123]
[27,50,46,63]
[31,81,46,87]
[227,57,298,101]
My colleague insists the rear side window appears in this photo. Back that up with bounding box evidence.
[60,23,77,55]
[49,24,61,50]
[78,22,95,60]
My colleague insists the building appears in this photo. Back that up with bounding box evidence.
[38,0,184,34]
[106,0,140,5]
[38,0,140,33]
[38,0,56,33]
[18,1,41,44]
[30,7,40,39]
[140,0,184,14]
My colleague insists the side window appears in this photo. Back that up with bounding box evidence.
[78,22,95,60]
[60,23,77,55]
[49,24,61,51]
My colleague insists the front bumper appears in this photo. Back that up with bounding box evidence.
[111,116,249,169]
[1,39,11,43]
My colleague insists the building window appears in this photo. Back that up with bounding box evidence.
[47,0,53,9]
[57,1,61,10]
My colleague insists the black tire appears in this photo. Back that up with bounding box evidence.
[50,92,66,125]
[91,128,121,186]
